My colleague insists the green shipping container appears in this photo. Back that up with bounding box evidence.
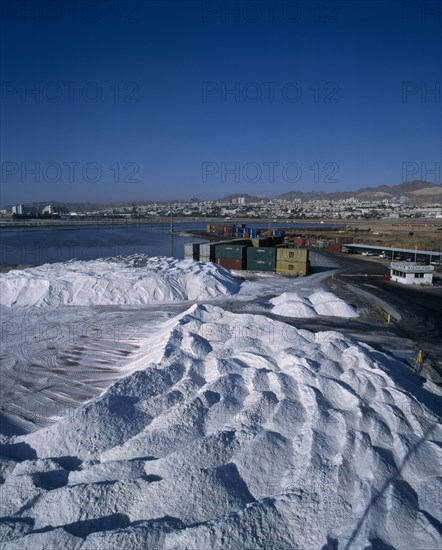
[216,244,248,260]
[247,246,276,260]
[247,247,276,271]
[247,259,275,271]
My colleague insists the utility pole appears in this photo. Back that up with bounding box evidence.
[169,210,174,257]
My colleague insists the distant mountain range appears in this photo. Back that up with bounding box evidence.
[221,181,442,205]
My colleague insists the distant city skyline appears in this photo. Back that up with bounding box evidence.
[5,179,441,209]
[1,0,441,206]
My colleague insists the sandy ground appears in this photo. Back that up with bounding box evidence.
[280,218,442,252]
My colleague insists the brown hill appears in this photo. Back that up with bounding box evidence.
[277,180,441,204]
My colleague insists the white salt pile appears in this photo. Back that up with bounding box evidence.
[270,290,359,318]
[0,255,242,308]
[0,304,440,549]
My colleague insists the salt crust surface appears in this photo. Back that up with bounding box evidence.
[1,303,440,549]
[0,257,440,548]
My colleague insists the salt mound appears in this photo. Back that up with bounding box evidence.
[0,255,242,308]
[270,292,317,317]
[1,304,440,549]
[270,290,358,318]
[308,289,359,317]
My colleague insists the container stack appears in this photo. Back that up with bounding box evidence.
[251,237,272,247]
[186,233,308,274]
[223,225,236,238]
[207,224,220,234]
[275,248,308,276]
[207,224,238,236]
[271,236,285,245]
[246,247,276,272]
[215,244,248,270]
[184,243,200,260]
[199,242,218,263]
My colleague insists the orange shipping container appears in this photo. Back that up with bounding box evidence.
[327,244,341,254]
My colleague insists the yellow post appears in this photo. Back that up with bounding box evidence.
[387,313,391,324]
[414,349,423,373]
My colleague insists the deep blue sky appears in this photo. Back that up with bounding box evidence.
[0,0,441,205]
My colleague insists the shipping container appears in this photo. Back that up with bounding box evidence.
[216,244,248,260]
[184,243,201,260]
[246,259,275,271]
[208,224,234,235]
[251,237,272,247]
[231,239,252,246]
[208,224,223,234]
[327,243,341,254]
[292,237,306,246]
[275,257,308,266]
[275,261,308,276]
[199,243,218,262]
[246,248,276,271]
[270,236,285,245]
[276,248,308,262]
[336,236,354,245]
[247,247,276,271]
[247,246,276,261]
[216,258,246,270]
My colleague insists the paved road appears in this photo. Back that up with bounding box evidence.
[315,252,442,372]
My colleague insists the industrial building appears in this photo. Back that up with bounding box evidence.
[42,204,70,215]
[343,244,442,263]
[389,262,434,285]
[11,204,36,216]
